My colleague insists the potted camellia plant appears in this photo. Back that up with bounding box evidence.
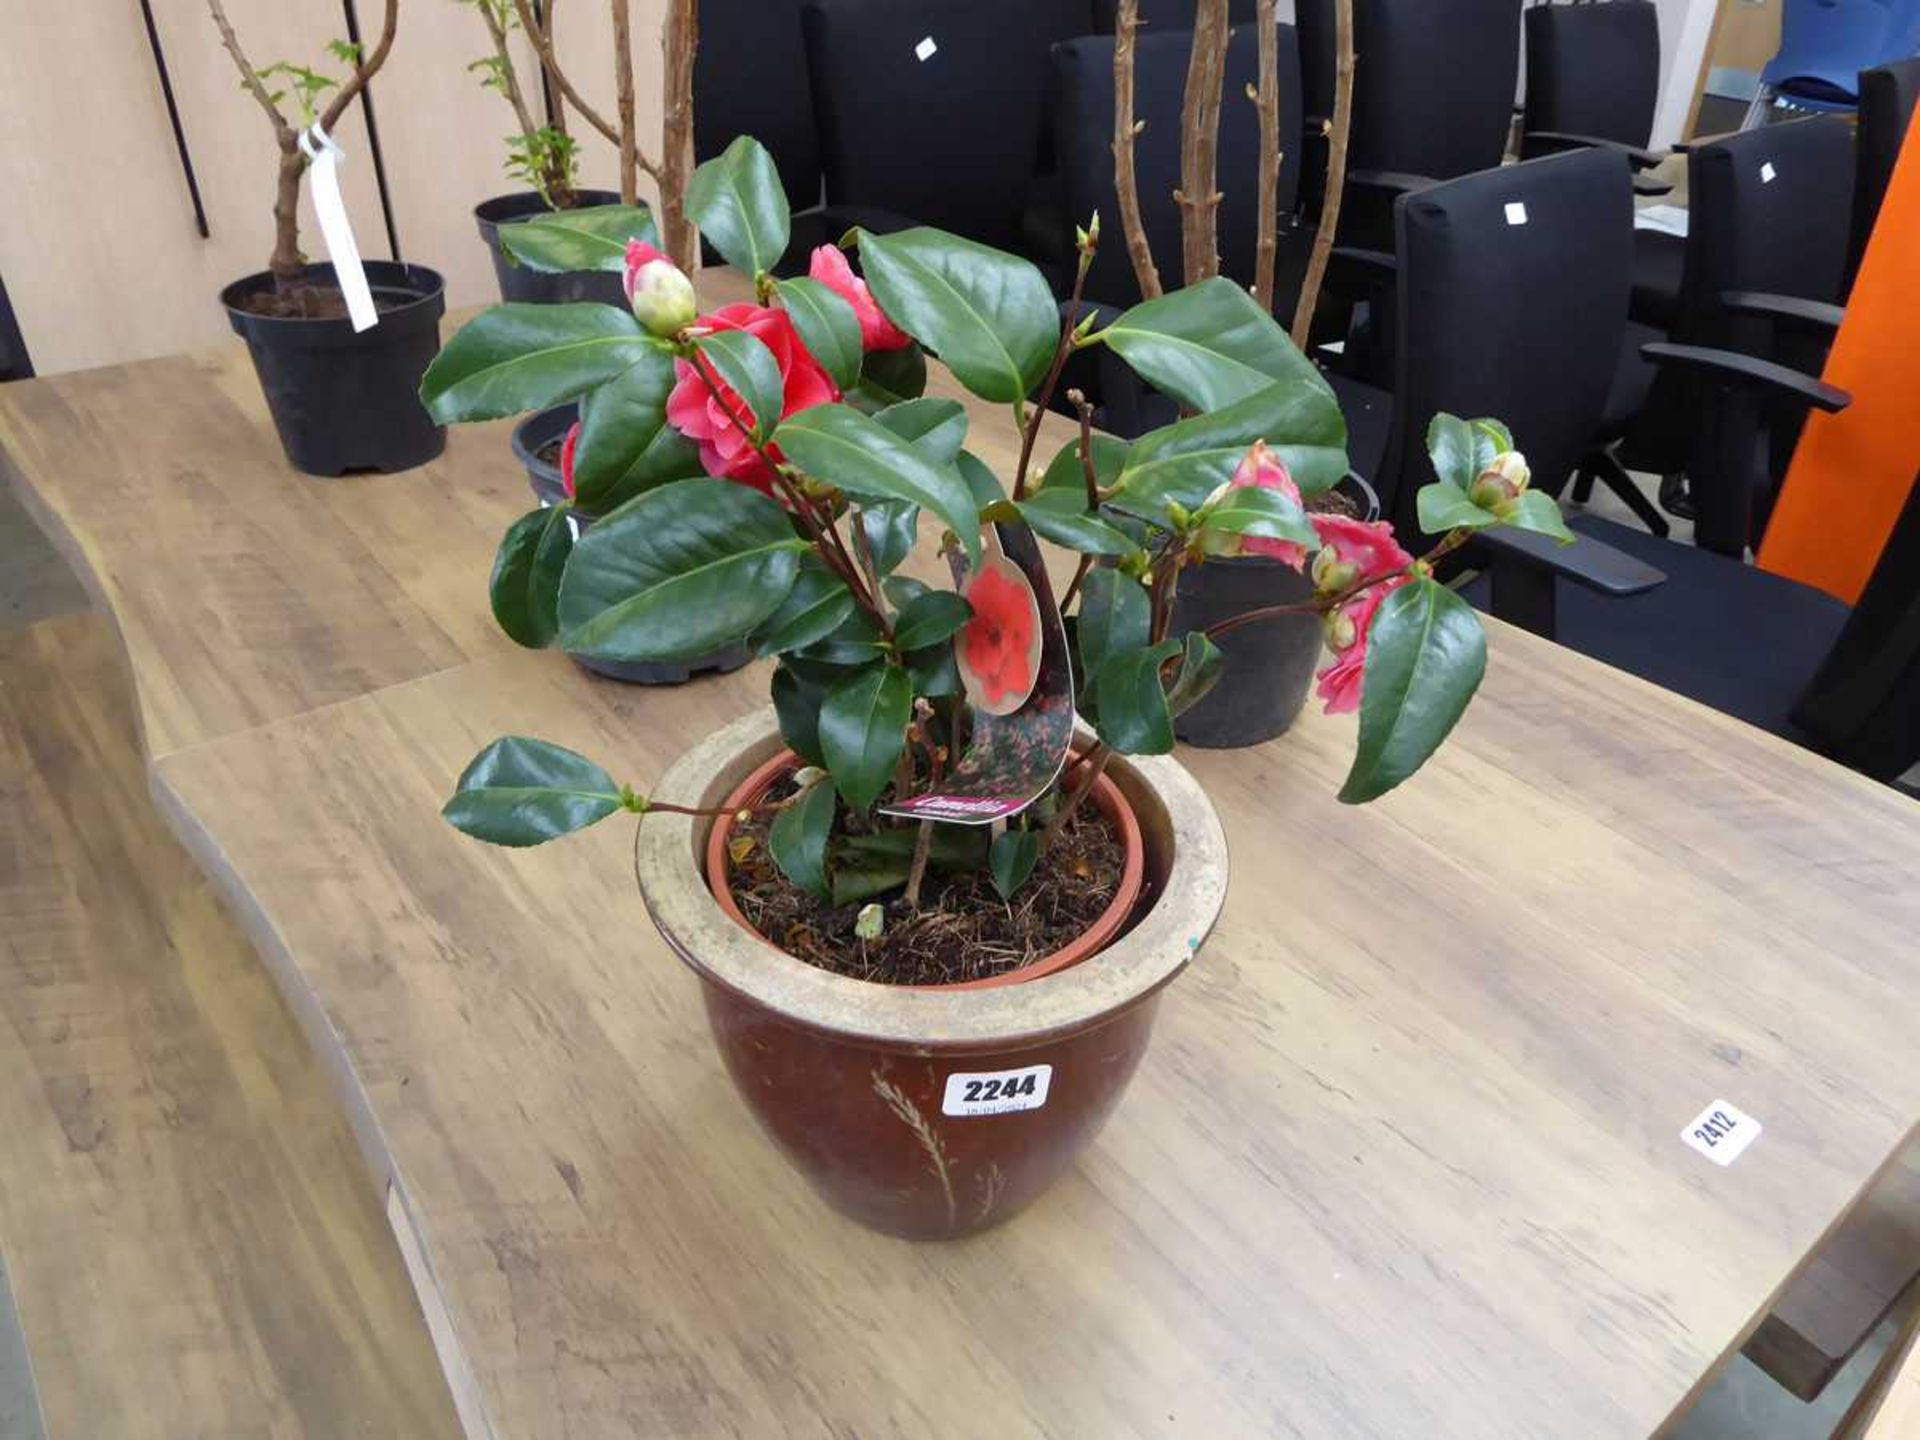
[424,137,1569,1239]
[206,0,447,477]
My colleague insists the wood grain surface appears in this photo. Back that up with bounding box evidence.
[5,271,1920,1438]
[0,613,461,1438]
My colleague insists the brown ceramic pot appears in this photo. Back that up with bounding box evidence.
[636,709,1228,1241]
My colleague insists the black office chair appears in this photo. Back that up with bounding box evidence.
[801,0,1093,264]
[1047,25,1306,311]
[1849,56,1920,286]
[694,0,827,274]
[1370,150,1904,781]
[1622,116,1857,553]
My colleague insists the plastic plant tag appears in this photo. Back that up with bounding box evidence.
[1504,201,1528,226]
[879,521,1074,827]
[299,124,378,332]
[956,544,1042,717]
[915,35,938,61]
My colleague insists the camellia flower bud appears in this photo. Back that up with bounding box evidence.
[1311,544,1360,595]
[623,240,697,337]
[1323,607,1358,653]
[1469,450,1532,514]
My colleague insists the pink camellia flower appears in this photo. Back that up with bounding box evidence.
[665,303,840,495]
[1308,513,1415,595]
[1213,440,1308,566]
[809,245,912,352]
[559,420,581,500]
[1315,575,1410,715]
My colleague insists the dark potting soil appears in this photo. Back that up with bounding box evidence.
[235,282,409,321]
[1306,486,1360,519]
[535,437,565,468]
[726,777,1126,988]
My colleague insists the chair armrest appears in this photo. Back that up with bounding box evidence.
[1524,130,1666,169]
[1475,527,1668,596]
[1347,168,1440,196]
[1633,173,1675,197]
[1641,342,1852,413]
[1720,290,1847,336]
[1472,526,1666,637]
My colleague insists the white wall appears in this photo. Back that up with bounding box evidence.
[1652,0,1721,146]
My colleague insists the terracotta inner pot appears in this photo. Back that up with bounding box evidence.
[702,749,1147,991]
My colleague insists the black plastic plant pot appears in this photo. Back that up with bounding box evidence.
[510,403,752,687]
[222,261,447,477]
[1171,475,1380,750]
[475,190,628,306]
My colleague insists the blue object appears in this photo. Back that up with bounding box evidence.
[1748,0,1920,121]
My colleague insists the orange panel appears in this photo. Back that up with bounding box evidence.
[1759,113,1920,603]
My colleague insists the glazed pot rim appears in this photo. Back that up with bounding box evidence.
[636,708,1229,1050]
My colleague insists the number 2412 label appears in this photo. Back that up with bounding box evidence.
[943,1065,1052,1117]
[1681,1099,1761,1167]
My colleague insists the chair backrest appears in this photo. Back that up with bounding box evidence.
[1766,0,1903,101]
[1090,0,1259,30]
[1851,58,1920,284]
[802,0,1094,250]
[1375,148,1636,541]
[1299,0,1524,183]
[694,0,822,211]
[1523,1,1662,149]
[1678,117,1857,342]
[1051,23,1303,308]
[1791,471,1920,782]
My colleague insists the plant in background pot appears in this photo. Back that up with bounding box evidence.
[206,0,448,477]
[428,136,1571,1239]
[461,0,636,306]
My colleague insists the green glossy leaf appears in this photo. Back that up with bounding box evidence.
[571,347,702,512]
[1038,433,1128,496]
[797,608,887,666]
[420,304,657,423]
[883,575,930,608]
[1197,484,1317,550]
[892,590,971,650]
[841,825,987,870]
[860,500,919,575]
[768,778,835,899]
[955,449,1005,509]
[1076,567,1151,697]
[873,397,967,463]
[1114,380,1349,520]
[1416,482,1499,536]
[854,343,928,409]
[489,504,575,648]
[905,639,963,697]
[1093,640,1180,755]
[442,737,623,847]
[1017,488,1139,556]
[1164,631,1224,718]
[1100,277,1332,412]
[750,554,856,656]
[558,478,807,661]
[831,855,912,906]
[989,828,1040,900]
[820,664,912,812]
[1426,413,1478,490]
[773,403,981,566]
[685,135,790,277]
[1339,579,1487,804]
[693,329,783,441]
[498,204,657,273]
[856,227,1058,403]
[776,276,863,390]
[1470,418,1514,475]
[772,665,826,766]
[1499,489,1576,544]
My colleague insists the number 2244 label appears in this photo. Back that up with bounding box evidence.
[942,1065,1052,1117]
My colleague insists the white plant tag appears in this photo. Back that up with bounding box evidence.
[299,124,378,333]
[942,1064,1051,1117]
[1681,1099,1762,1167]
[915,35,938,61]
[1505,201,1529,226]
[1761,162,1778,184]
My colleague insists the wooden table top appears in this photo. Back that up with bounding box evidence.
[5,271,1919,1439]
